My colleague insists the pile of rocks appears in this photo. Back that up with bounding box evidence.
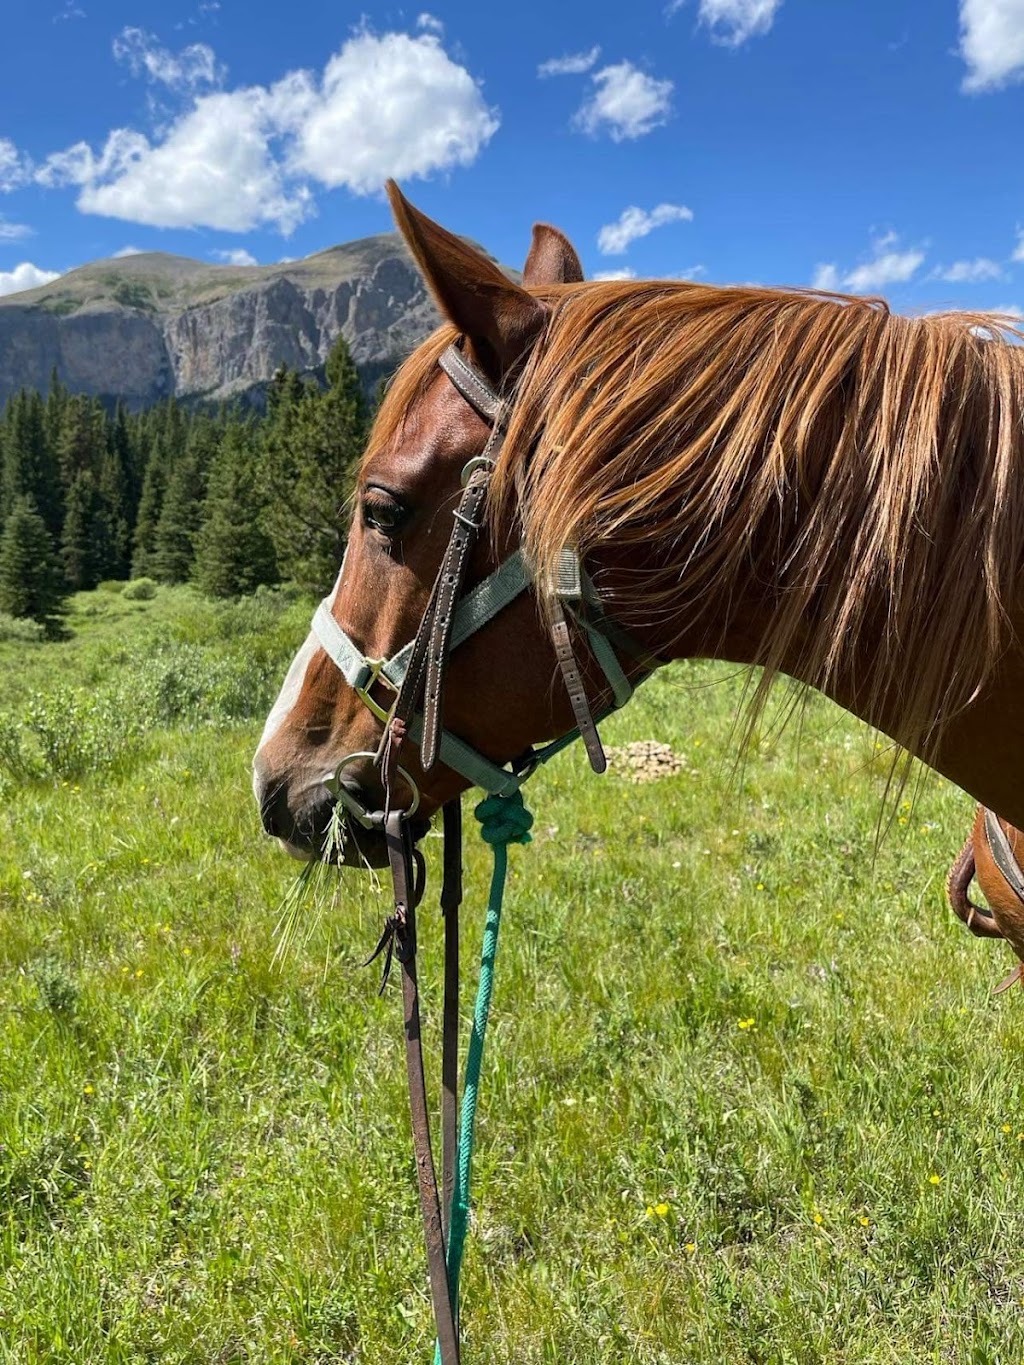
[604,740,687,783]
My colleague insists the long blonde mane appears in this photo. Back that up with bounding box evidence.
[373,281,1024,757]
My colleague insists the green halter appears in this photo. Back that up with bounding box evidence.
[310,541,643,814]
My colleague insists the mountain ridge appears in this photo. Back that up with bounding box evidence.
[0,233,449,408]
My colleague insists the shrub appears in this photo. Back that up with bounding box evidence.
[22,690,144,779]
[97,580,126,595]
[0,612,45,643]
[123,578,157,601]
[0,713,42,783]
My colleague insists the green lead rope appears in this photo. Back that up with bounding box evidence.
[434,791,533,1365]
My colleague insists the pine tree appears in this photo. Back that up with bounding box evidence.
[261,336,368,594]
[57,394,106,490]
[62,470,113,590]
[193,426,277,597]
[97,431,132,580]
[152,453,202,583]
[43,368,67,461]
[0,495,66,626]
[2,389,62,536]
[108,400,143,539]
[131,438,168,578]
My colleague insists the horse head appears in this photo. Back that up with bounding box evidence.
[252,185,591,867]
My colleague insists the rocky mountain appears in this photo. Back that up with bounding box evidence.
[0,234,449,409]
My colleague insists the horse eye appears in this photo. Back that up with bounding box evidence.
[362,488,408,537]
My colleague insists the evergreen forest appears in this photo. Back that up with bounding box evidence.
[0,336,371,630]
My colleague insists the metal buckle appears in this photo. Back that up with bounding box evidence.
[460,455,495,487]
[353,657,399,724]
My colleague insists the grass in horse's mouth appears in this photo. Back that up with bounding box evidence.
[271,805,430,964]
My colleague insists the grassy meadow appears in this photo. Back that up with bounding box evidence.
[0,584,1022,1363]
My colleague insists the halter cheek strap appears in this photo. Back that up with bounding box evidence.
[312,549,532,801]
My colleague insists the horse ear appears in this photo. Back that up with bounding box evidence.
[523,224,584,285]
[386,180,547,381]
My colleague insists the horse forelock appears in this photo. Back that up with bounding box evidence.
[483,280,1024,759]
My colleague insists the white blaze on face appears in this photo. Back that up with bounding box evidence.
[253,630,320,772]
[254,563,347,798]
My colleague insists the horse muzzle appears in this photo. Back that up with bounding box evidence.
[254,763,429,869]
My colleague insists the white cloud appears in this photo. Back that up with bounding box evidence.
[276,32,499,194]
[573,61,673,141]
[1012,230,1024,261]
[989,303,1023,316]
[598,203,694,255]
[674,0,783,45]
[211,247,258,266]
[812,263,840,291]
[932,257,1003,282]
[813,237,925,294]
[844,250,925,292]
[959,0,1024,92]
[112,245,144,257]
[0,138,30,193]
[593,268,638,280]
[113,27,223,92]
[538,46,601,77]
[36,128,150,189]
[0,262,62,297]
[39,95,311,233]
[37,29,498,233]
[416,13,444,35]
[0,217,32,241]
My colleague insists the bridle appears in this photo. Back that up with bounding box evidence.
[308,340,660,1362]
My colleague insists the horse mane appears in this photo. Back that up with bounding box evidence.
[373,280,1024,757]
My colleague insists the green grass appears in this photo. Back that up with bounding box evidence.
[0,587,1022,1363]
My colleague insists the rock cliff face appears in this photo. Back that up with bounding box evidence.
[0,235,446,408]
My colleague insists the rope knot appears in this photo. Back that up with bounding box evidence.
[474,791,533,847]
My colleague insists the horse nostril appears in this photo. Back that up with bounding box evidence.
[259,781,296,841]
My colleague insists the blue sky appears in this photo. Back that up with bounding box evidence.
[2,0,1024,314]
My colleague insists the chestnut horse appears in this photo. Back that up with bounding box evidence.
[254,182,1024,874]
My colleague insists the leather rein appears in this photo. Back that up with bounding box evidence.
[308,341,660,1363]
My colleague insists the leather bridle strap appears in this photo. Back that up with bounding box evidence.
[384,809,460,1364]
[437,346,607,776]
[422,464,496,772]
[438,344,505,425]
[380,464,496,803]
[440,799,463,1244]
[549,596,607,774]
